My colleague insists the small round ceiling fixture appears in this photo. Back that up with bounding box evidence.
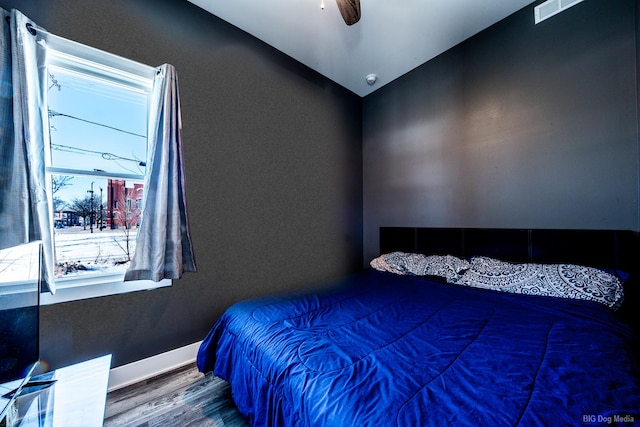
[365,74,377,85]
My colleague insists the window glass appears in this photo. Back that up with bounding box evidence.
[51,175,144,278]
[46,65,148,176]
[43,41,153,282]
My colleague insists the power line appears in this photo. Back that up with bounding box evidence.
[48,109,146,139]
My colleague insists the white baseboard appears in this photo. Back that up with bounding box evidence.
[108,341,203,392]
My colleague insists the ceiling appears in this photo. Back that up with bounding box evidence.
[187,0,536,97]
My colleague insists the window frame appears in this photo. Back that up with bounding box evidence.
[39,33,171,304]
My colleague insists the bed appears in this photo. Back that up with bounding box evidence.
[197,228,640,426]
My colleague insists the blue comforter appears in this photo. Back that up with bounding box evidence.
[197,269,640,426]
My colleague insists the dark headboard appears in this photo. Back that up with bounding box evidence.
[380,227,639,274]
[380,227,640,331]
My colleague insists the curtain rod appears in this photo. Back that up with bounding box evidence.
[12,16,162,77]
[26,22,36,36]
[4,15,39,36]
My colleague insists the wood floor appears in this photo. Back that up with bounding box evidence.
[103,363,249,427]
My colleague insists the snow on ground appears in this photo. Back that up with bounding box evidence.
[54,226,138,276]
[0,227,138,282]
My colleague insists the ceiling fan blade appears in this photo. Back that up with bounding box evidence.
[336,0,361,26]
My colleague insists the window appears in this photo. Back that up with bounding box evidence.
[39,33,170,304]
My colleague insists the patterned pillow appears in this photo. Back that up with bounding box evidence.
[455,256,625,310]
[370,252,470,282]
[370,252,407,275]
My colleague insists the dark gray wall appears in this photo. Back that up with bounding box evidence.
[0,0,362,368]
[363,0,640,262]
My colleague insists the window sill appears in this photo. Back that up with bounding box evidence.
[40,274,171,305]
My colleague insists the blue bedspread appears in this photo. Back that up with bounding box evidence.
[197,269,640,426]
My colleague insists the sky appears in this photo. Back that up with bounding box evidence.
[47,64,148,203]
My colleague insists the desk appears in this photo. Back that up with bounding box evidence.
[1,355,111,427]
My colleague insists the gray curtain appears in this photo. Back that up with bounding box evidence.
[0,9,55,293]
[124,64,196,282]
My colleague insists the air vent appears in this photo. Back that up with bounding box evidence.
[534,0,585,24]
